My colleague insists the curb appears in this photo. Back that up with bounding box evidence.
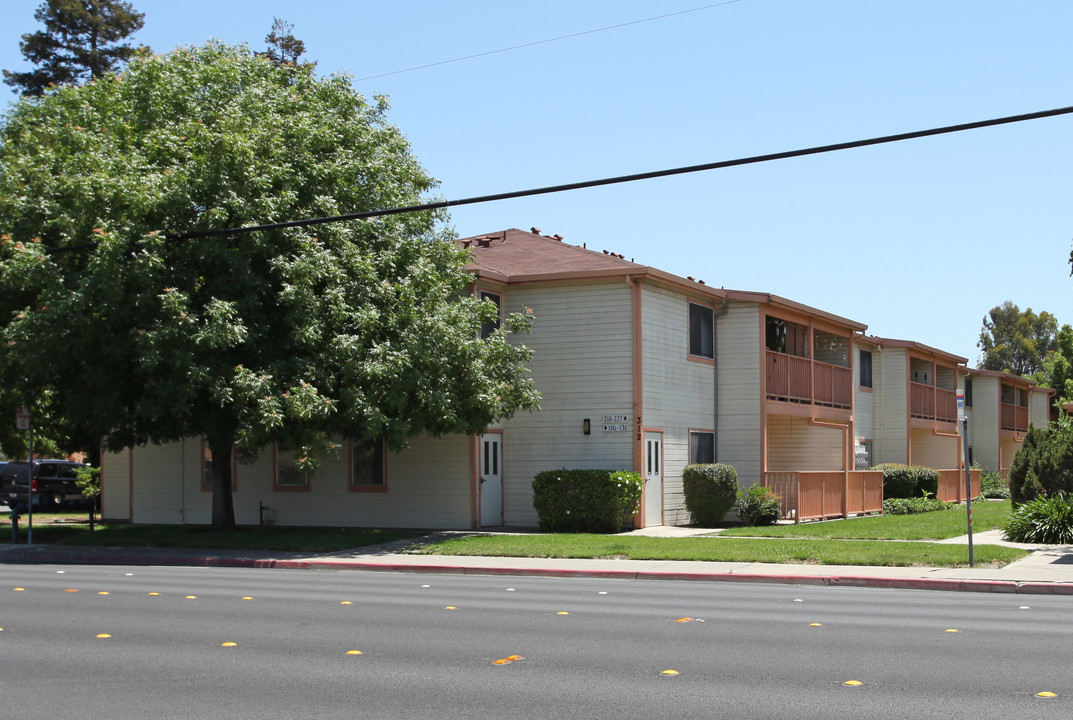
[5,549,1073,595]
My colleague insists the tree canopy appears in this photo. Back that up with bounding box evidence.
[0,42,539,528]
[3,0,145,96]
[977,301,1058,377]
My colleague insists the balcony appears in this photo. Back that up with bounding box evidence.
[766,351,852,409]
[1001,402,1029,433]
[910,383,957,423]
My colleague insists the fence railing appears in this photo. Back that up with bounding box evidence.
[1000,403,1029,432]
[764,468,981,523]
[762,471,883,523]
[936,469,981,503]
[909,383,958,423]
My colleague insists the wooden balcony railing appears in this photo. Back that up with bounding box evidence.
[1000,403,1029,432]
[766,351,851,409]
[910,383,958,423]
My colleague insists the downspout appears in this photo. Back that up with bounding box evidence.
[713,297,729,461]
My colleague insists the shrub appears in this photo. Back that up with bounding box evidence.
[883,496,954,515]
[979,470,1010,499]
[1009,419,1073,507]
[736,483,781,526]
[1004,492,1073,544]
[872,463,939,499]
[682,463,739,526]
[532,469,643,533]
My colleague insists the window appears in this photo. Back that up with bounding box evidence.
[480,291,501,339]
[765,317,808,357]
[859,349,873,389]
[274,442,310,491]
[688,302,714,359]
[1017,388,1028,408]
[1001,384,1015,405]
[964,378,973,408]
[201,438,236,491]
[350,439,386,491]
[689,431,715,464]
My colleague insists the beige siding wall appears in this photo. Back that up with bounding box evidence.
[971,377,1001,472]
[640,284,718,526]
[1030,389,1051,428]
[118,434,474,528]
[716,301,762,487]
[500,282,635,526]
[100,448,130,521]
[875,347,908,465]
[766,415,844,471]
[909,428,960,470]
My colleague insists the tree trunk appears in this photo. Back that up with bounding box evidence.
[208,434,236,531]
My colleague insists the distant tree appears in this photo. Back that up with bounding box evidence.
[0,42,539,530]
[1037,324,1073,410]
[978,301,1058,376]
[260,17,314,69]
[3,0,145,96]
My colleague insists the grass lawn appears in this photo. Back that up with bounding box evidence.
[416,534,1025,568]
[720,500,1011,540]
[0,515,418,553]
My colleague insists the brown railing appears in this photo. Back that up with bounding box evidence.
[936,469,981,503]
[763,471,883,523]
[1000,403,1029,432]
[766,351,851,409]
[910,384,958,423]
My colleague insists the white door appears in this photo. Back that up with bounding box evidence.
[479,434,503,527]
[644,432,663,526]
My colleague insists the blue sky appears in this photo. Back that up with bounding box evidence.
[3,0,1071,366]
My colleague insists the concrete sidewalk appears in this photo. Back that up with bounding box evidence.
[2,525,1073,595]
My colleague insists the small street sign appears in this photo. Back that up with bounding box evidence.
[16,407,30,431]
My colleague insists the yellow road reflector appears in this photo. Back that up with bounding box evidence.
[661,670,679,676]
[96,633,111,639]
[492,658,512,665]
[185,595,197,599]
[340,601,353,605]
[242,596,253,601]
[98,591,110,595]
[1037,692,1057,698]
[346,650,363,655]
[844,680,863,687]
[809,623,823,627]
[945,629,959,633]
[221,642,238,647]
[13,588,25,591]
[675,617,693,623]
[557,611,570,615]
[444,606,457,610]
[64,589,78,593]
[506,655,524,661]
[148,592,159,596]
[0,627,4,631]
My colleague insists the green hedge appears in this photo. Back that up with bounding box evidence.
[871,463,940,499]
[532,469,643,533]
[682,463,739,526]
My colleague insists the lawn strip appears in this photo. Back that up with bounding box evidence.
[418,534,1026,568]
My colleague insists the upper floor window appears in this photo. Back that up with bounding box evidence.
[964,378,973,407]
[1001,383,1015,405]
[688,302,714,359]
[859,349,873,389]
[479,291,501,339]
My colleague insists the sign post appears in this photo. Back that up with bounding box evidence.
[957,389,972,567]
[16,407,33,544]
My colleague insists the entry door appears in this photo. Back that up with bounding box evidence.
[479,434,503,527]
[644,432,663,526]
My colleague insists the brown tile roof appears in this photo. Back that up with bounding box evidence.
[457,228,642,277]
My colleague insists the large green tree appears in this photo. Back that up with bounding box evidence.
[1036,323,1073,410]
[0,42,539,528]
[3,0,145,96]
[978,301,1058,377]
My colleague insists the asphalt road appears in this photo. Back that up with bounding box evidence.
[2,564,1070,719]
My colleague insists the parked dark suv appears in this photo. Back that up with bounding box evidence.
[1,460,89,509]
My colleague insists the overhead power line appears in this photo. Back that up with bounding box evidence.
[354,1,744,83]
[163,104,1073,244]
